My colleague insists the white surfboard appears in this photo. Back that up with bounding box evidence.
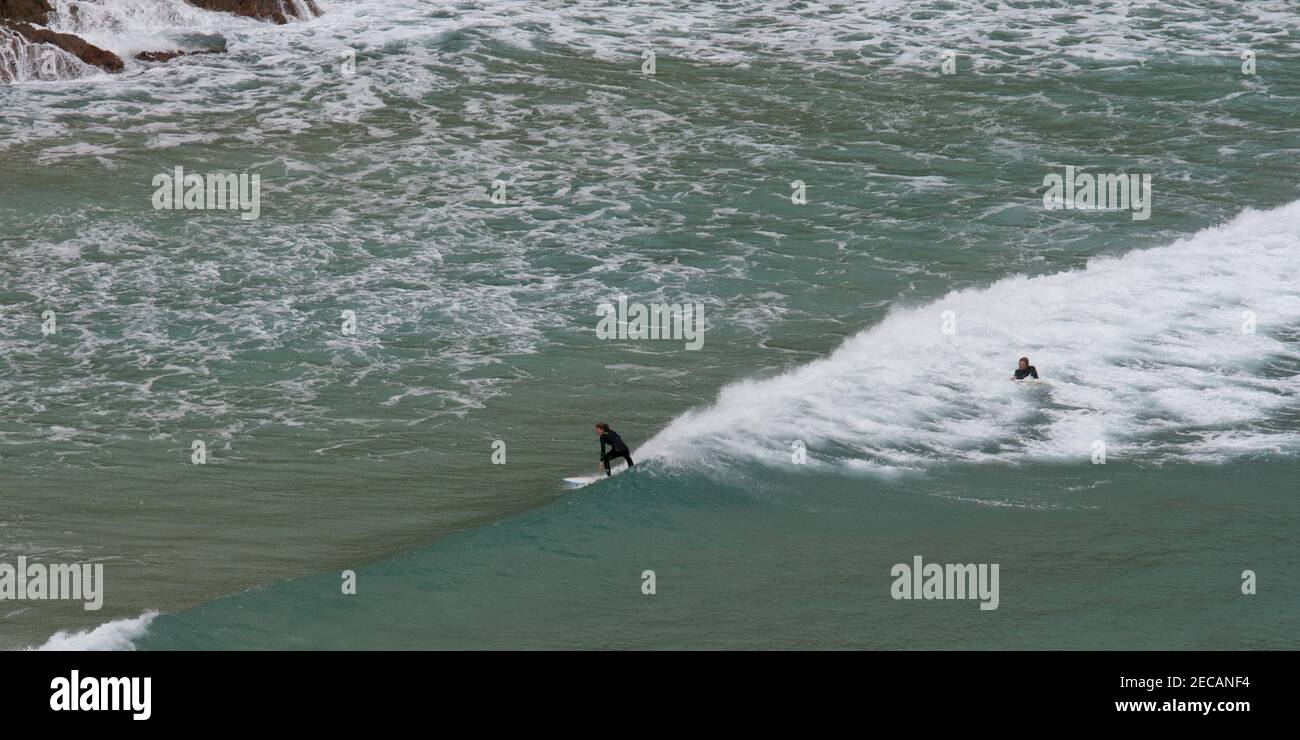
[563,464,631,489]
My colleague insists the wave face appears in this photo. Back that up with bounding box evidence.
[111,456,1300,650]
[641,201,1300,472]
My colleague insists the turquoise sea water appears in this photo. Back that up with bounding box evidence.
[1,0,1297,649]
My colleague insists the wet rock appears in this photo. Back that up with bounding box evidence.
[2,19,123,72]
[135,48,224,63]
[0,0,53,25]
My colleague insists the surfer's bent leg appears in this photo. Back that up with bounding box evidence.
[601,451,632,475]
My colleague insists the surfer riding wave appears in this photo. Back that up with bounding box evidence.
[596,423,634,476]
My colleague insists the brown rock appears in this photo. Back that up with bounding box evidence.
[2,0,317,81]
[135,50,189,63]
[135,48,224,63]
[0,0,53,25]
[2,19,123,72]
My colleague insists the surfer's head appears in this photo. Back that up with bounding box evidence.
[1018,357,1030,369]
[595,422,610,435]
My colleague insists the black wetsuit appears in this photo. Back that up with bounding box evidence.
[1014,365,1039,380]
[599,429,633,476]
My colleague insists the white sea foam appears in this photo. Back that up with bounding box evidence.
[2,0,1297,473]
[33,610,159,651]
[0,25,95,83]
[639,200,1300,471]
[6,0,1296,88]
[46,0,243,60]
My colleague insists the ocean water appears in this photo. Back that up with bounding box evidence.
[1,0,1297,650]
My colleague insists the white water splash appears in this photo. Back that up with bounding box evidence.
[640,200,1300,472]
[33,610,159,651]
[45,0,237,60]
[0,25,94,83]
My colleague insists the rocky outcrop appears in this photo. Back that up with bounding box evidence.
[2,0,320,81]
[136,48,224,63]
[0,0,324,26]
[185,0,322,24]
[0,1,119,74]
[2,19,123,72]
[0,0,52,25]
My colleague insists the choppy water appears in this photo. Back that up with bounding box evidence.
[2,0,1298,649]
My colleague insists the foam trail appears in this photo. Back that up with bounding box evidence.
[639,201,1300,472]
[33,611,159,651]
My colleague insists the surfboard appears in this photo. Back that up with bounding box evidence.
[562,464,631,489]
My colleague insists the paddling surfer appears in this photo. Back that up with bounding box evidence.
[1011,356,1040,380]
